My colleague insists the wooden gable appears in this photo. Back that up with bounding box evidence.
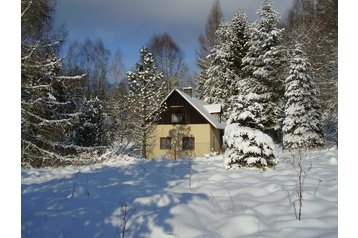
[156,90,209,125]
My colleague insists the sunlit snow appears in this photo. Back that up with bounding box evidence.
[22,149,337,237]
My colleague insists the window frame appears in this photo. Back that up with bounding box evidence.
[182,137,195,151]
[160,137,171,150]
[171,112,184,124]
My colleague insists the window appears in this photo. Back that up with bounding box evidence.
[160,137,171,150]
[182,137,195,150]
[171,113,183,123]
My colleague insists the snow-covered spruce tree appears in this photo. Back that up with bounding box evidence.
[127,47,166,158]
[241,0,285,140]
[282,43,325,149]
[202,10,250,119]
[224,91,278,168]
[202,22,234,105]
[21,1,85,167]
[196,0,224,100]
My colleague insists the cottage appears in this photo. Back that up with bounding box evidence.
[146,88,226,159]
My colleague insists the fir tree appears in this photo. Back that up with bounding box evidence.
[282,43,325,149]
[127,47,166,158]
[241,0,285,139]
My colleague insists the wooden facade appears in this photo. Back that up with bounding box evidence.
[156,90,208,125]
[147,89,225,159]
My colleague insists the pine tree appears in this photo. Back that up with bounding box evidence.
[241,0,285,139]
[127,47,166,158]
[282,43,325,149]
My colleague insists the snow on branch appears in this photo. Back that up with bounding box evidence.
[22,108,73,126]
[21,0,33,18]
[22,57,62,69]
[55,74,87,80]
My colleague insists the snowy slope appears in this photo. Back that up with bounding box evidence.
[22,149,337,238]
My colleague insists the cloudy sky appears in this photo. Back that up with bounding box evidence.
[54,0,294,73]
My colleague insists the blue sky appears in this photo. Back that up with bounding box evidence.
[54,0,294,73]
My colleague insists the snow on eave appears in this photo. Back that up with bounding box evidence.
[174,89,226,129]
[203,104,222,114]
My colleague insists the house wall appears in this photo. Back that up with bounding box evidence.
[147,124,213,159]
[210,126,223,154]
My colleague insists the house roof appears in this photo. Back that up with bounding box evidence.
[203,104,222,114]
[163,89,226,129]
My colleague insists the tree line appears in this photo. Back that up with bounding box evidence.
[21,0,337,168]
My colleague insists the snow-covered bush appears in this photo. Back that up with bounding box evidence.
[223,124,278,168]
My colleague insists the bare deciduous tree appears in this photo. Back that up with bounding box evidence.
[197,0,224,62]
[63,38,111,99]
[111,50,125,85]
[147,33,189,94]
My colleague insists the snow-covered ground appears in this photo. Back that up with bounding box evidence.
[22,149,337,238]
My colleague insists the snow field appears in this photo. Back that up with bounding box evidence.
[22,149,337,237]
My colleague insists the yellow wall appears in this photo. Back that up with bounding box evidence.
[210,126,222,154]
[147,124,220,159]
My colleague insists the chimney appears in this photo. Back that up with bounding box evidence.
[183,87,193,97]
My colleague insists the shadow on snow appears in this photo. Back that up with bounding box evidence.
[21,158,207,238]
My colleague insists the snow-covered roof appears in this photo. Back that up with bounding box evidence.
[164,89,226,129]
[203,104,222,114]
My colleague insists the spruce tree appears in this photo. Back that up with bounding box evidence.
[224,90,278,168]
[282,43,325,149]
[241,0,285,139]
[202,10,250,119]
[223,2,282,168]
[203,22,234,106]
[127,47,166,158]
[21,0,85,167]
[196,0,224,99]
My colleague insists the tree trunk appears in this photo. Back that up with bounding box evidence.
[142,132,147,158]
[298,165,303,220]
